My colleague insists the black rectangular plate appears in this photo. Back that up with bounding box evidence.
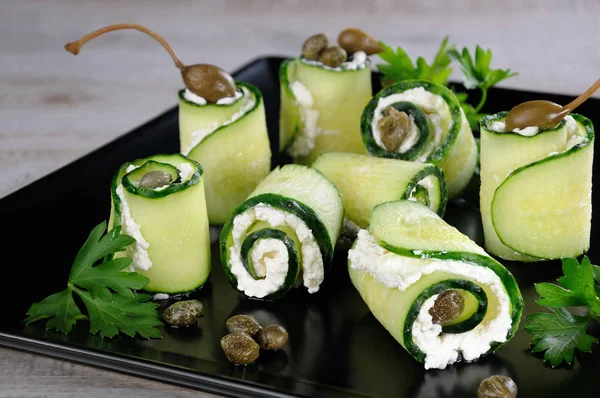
[1,56,598,398]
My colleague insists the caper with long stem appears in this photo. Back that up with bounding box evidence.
[64,23,237,103]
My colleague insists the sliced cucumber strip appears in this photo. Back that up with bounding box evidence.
[361,80,478,198]
[279,58,372,164]
[108,154,211,294]
[311,152,447,229]
[220,164,343,300]
[348,200,522,370]
[480,113,594,260]
[179,82,271,225]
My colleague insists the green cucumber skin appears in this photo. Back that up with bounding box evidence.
[220,193,333,299]
[399,164,448,218]
[377,101,431,160]
[481,113,594,260]
[109,154,211,294]
[361,80,477,198]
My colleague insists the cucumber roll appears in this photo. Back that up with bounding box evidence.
[361,80,478,198]
[180,82,271,225]
[311,152,447,231]
[480,113,594,261]
[108,154,211,295]
[279,31,377,164]
[348,200,523,370]
[220,164,344,300]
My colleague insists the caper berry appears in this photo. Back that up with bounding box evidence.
[302,33,329,60]
[477,375,518,398]
[257,324,288,351]
[221,333,260,365]
[337,27,383,55]
[139,170,173,189]
[226,314,263,339]
[182,64,237,103]
[378,107,410,152]
[318,46,347,68]
[429,290,465,325]
[162,300,203,327]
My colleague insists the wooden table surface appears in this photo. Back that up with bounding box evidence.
[1,0,599,396]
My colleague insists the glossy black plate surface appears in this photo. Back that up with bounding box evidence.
[1,56,598,398]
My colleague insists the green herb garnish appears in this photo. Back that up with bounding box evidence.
[524,256,600,366]
[24,220,162,339]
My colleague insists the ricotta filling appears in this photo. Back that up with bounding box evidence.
[287,81,338,157]
[490,115,584,151]
[348,229,512,370]
[300,51,369,71]
[371,88,450,161]
[183,88,243,106]
[407,175,436,204]
[183,87,254,155]
[229,203,324,298]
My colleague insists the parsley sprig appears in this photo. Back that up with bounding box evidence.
[376,38,517,130]
[524,256,600,366]
[24,221,162,339]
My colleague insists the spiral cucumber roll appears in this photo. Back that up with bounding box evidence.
[179,82,271,225]
[279,55,372,164]
[361,80,478,198]
[108,154,211,295]
[311,152,447,230]
[348,200,523,370]
[480,113,594,261]
[220,164,343,300]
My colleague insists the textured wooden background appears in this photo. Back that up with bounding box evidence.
[1,0,599,396]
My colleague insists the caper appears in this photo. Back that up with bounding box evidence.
[337,27,383,55]
[429,290,465,325]
[139,170,173,189]
[302,33,329,60]
[226,314,263,339]
[64,23,236,103]
[162,299,203,327]
[318,46,347,68]
[221,333,260,365]
[257,324,288,351]
[378,107,410,152]
[477,375,518,398]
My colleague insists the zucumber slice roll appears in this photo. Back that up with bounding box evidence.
[279,55,372,164]
[220,164,343,300]
[179,81,271,225]
[361,80,478,198]
[311,152,447,231]
[480,113,594,261]
[108,154,210,295]
[348,200,523,370]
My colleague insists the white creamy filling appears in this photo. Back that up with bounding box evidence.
[116,184,152,271]
[408,175,435,202]
[183,88,243,106]
[371,88,449,161]
[300,51,369,71]
[229,204,324,298]
[288,81,338,157]
[348,230,512,370]
[491,115,584,151]
[153,293,170,300]
[183,87,255,155]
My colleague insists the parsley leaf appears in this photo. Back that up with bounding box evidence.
[525,256,600,366]
[525,307,598,367]
[453,91,484,131]
[24,220,162,339]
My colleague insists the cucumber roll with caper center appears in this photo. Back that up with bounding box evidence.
[108,154,211,294]
[179,82,271,225]
[480,113,594,261]
[220,164,343,300]
[361,80,478,198]
[348,200,522,370]
[311,152,447,231]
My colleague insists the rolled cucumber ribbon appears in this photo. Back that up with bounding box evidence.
[348,200,523,370]
[279,56,372,165]
[480,113,594,261]
[361,80,478,198]
[220,164,343,300]
[108,154,211,295]
[179,81,271,225]
[311,152,447,230]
